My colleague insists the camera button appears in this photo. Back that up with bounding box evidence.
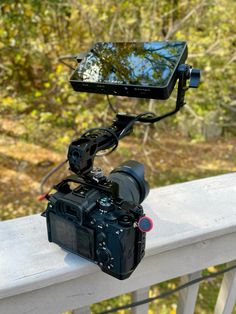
[104,213,116,222]
[138,216,153,232]
[118,215,133,227]
[97,232,106,243]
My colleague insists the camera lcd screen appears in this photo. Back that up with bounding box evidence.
[70,41,188,99]
[49,213,94,259]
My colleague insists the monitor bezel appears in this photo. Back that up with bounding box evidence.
[70,41,188,100]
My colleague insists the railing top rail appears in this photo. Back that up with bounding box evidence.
[145,172,236,255]
[1,173,236,300]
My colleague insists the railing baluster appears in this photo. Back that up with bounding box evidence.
[214,261,236,314]
[72,306,90,314]
[176,270,201,314]
[131,287,149,314]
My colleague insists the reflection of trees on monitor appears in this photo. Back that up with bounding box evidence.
[82,42,184,86]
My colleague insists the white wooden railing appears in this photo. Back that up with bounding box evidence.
[0,173,236,314]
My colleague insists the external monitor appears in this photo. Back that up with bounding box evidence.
[70,41,188,100]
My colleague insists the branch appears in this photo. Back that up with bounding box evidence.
[0,63,10,71]
[222,52,236,70]
[160,1,188,19]
[221,102,236,113]
[183,104,203,121]
[109,6,120,37]
[142,99,155,145]
[188,40,220,58]
[165,1,206,40]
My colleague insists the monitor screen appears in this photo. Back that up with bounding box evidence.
[72,41,187,88]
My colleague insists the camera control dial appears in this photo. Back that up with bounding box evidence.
[96,247,111,265]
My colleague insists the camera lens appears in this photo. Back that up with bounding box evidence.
[108,160,149,204]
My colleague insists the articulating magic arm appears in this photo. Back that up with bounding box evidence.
[67,64,200,177]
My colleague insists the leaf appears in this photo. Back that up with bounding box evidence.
[207,266,217,273]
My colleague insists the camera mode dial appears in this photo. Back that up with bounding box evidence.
[98,197,114,212]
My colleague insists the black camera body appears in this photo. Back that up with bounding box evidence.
[45,160,151,280]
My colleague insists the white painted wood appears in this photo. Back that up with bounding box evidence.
[214,261,236,314]
[1,232,236,314]
[72,306,90,314]
[176,270,201,314]
[0,173,235,314]
[131,287,149,314]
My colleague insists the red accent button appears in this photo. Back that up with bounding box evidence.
[138,216,153,232]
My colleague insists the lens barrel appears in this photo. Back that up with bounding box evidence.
[108,160,149,204]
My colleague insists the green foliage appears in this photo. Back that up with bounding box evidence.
[0,0,236,141]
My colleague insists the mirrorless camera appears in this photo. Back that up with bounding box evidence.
[43,41,200,280]
[45,160,152,280]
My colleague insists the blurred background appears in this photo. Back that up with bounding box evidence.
[0,0,235,313]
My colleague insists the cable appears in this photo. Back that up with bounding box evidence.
[38,110,167,193]
[58,55,78,70]
[97,263,236,314]
[81,127,119,157]
[39,159,68,195]
[81,112,156,156]
[81,111,155,155]
[38,110,164,194]
[106,95,117,114]
[119,111,156,139]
